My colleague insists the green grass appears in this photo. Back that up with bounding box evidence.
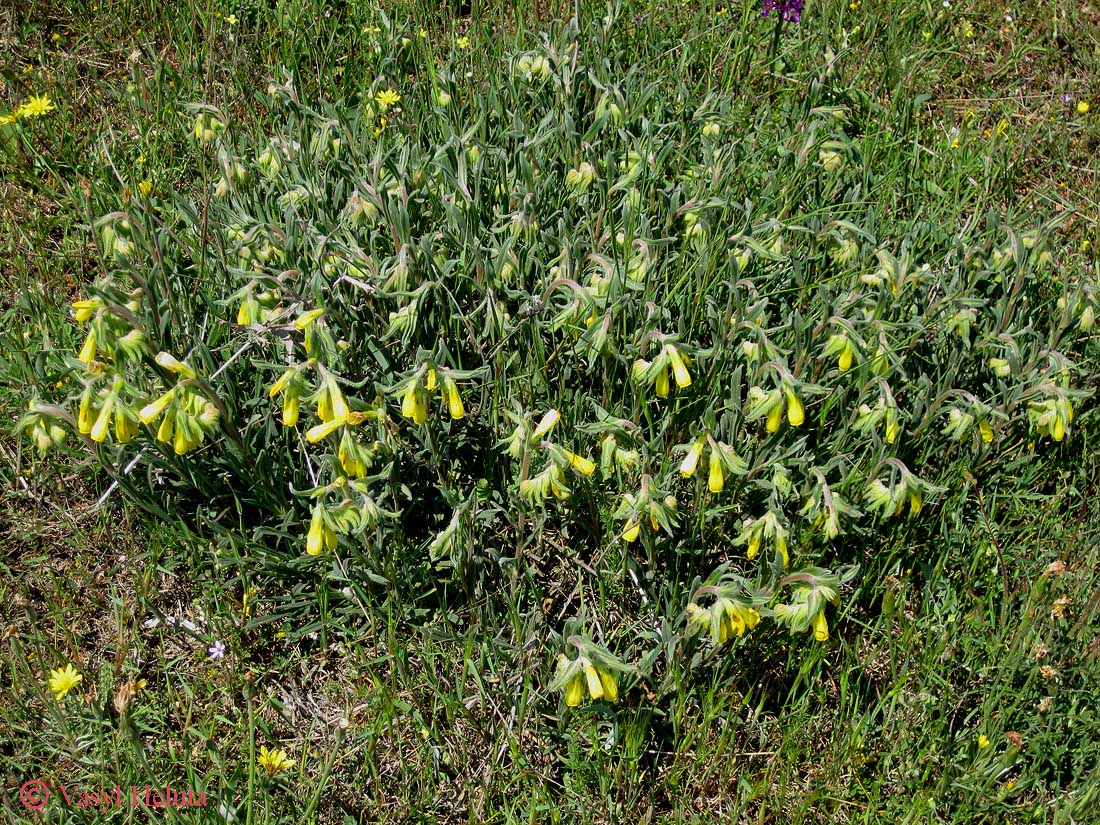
[3,1,1100,823]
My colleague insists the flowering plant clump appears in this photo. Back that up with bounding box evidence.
[21,16,1096,718]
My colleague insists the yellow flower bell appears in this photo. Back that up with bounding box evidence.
[565,675,584,707]
[89,396,115,443]
[598,668,618,701]
[667,347,692,388]
[785,387,805,427]
[584,666,604,700]
[78,328,97,365]
[680,440,704,477]
[443,378,465,420]
[306,506,326,555]
[564,450,595,476]
[282,393,300,427]
[766,402,783,433]
[708,450,724,493]
[622,519,640,542]
[813,610,829,641]
[654,365,670,398]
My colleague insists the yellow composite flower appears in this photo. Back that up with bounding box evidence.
[374,89,401,109]
[18,94,56,118]
[49,663,83,700]
[257,745,295,776]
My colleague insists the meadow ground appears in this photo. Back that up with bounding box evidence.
[2,1,1100,823]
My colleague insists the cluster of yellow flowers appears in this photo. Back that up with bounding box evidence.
[550,636,630,707]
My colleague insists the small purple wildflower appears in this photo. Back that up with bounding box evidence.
[1062,93,1073,104]
[762,0,805,23]
[208,640,226,660]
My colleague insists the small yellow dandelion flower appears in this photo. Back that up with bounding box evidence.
[0,112,17,125]
[456,35,470,49]
[978,734,991,749]
[49,663,83,700]
[225,14,238,25]
[138,179,152,197]
[419,27,428,37]
[374,88,400,109]
[1077,100,1090,115]
[18,94,56,118]
[257,745,295,776]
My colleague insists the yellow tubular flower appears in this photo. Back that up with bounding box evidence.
[786,387,805,426]
[978,419,993,443]
[775,533,789,568]
[173,422,192,455]
[306,418,343,443]
[90,396,115,443]
[565,450,595,476]
[708,450,724,493]
[236,301,251,326]
[622,519,640,542]
[885,410,899,444]
[565,674,584,707]
[294,308,325,330]
[139,390,175,425]
[909,490,923,516]
[412,390,429,425]
[401,384,418,420]
[156,408,176,442]
[307,506,325,555]
[78,392,95,434]
[1053,416,1065,441]
[680,440,704,477]
[328,382,349,424]
[655,365,670,398]
[839,342,854,372]
[668,347,692,388]
[444,378,465,420]
[269,370,294,399]
[426,368,438,391]
[282,393,300,427]
[115,409,138,443]
[532,409,561,440]
[747,529,761,560]
[813,610,829,642]
[72,299,99,322]
[584,665,604,700]
[78,328,97,365]
[766,402,783,433]
[598,668,618,702]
